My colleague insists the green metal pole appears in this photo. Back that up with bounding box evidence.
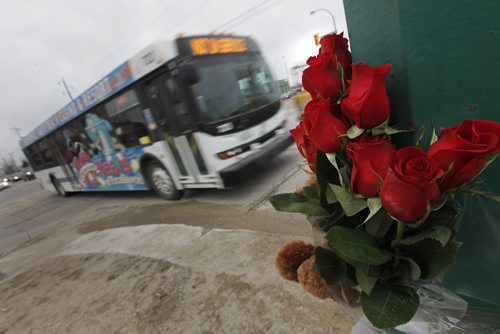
[343,0,500,315]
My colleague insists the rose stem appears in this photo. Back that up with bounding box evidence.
[396,221,405,241]
[394,221,405,267]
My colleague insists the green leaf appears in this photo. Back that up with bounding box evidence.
[426,205,457,225]
[370,119,390,136]
[462,186,500,203]
[347,124,365,139]
[363,198,382,223]
[439,161,456,186]
[365,209,394,239]
[330,184,368,217]
[355,264,378,295]
[361,285,419,329]
[371,119,414,136]
[303,186,319,200]
[326,226,392,265]
[325,184,338,204]
[307,209,345,231]
[415,127,425,148]
[313,247,347,285]
[326,153,348,189]
[398,256,422,280]
[339,166,351,190]
[430,127,439,145]
[269,193,328,216]
[431,194,449,211]
[316,151,340,208]
[337,59,346,94]
[401,239,462,279]
[391,225,453,248]
[385,125,414,135]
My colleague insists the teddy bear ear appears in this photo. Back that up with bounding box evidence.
[297,256,329,300]
[275,240,315,282]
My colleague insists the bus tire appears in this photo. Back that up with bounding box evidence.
[146,161,182,200]
[51,176,68,197]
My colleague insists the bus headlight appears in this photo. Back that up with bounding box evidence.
[217,148,242,160]
[275,128,286,135]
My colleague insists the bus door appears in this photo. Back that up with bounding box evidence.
[144,74,209,184]
[45,134,82,191]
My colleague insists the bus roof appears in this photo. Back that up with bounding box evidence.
[20,34,257,149]
[20,40,176,149]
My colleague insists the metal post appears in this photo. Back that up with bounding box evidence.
[11,127,22,139]
[59,77,74,101]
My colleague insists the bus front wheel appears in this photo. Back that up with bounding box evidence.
[51,176,68,197]
[146,161,182,200]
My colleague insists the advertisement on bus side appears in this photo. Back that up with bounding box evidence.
[64,113,147,191]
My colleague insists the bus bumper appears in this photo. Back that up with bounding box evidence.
[219,134,294,188]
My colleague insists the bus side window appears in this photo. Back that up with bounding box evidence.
[54,129,74,164]
[145,84,172,132]
[39,139,57,168]
[104,89,149,149]
[25,146,43,171]
[165,78,192,132]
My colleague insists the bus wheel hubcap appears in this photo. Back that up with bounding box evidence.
[152,168,174,195]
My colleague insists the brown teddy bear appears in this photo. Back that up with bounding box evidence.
[275,239,362,310]
[275,239,330,299]
[274,176,361,308]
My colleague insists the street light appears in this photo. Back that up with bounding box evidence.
[310,8,337,33]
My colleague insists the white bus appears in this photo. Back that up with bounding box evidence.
[20,35,294,200]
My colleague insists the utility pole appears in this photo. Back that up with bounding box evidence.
[11,127,22,139]
[58,77,74,101]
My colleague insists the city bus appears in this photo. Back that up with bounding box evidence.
[20,35,294,200]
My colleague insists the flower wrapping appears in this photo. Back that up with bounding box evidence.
[271,32,500,331]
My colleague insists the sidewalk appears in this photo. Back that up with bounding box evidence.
[0,224,354,333]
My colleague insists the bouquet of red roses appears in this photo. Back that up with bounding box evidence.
[271,32,500,331]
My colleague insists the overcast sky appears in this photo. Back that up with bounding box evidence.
[0,0,347,163]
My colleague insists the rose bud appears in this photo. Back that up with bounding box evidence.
[428,120,500,190]
[302,99,349,154]
[318,32,352,78]
[346,135,396,198]
[302,54,344,101]
[381,147,443,224]
[291,122,317,172]
[341,64,392,129]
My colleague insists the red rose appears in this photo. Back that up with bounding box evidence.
[291,121,317,172]
[428,120,500,190]
[346,135,396,198]
[319,32,352,78]
[303,99,349,153]
[302,54,343,101]
[380,147,444,224]
[341,64,392,129]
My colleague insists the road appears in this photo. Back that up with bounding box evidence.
[0,134,359,334]
[0,143,358,334]
[0,144,309,260]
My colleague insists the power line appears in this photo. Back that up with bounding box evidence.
[71,0,213,91]
[71,0,177,80]
[222,0,285,31]
[212,0,272,32]
[161,0,214,38]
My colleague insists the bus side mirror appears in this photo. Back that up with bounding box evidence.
[178,65,199,85]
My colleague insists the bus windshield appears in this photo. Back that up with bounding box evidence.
[192,54,279,124]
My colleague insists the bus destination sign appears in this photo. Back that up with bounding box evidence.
[189,37,248,56]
